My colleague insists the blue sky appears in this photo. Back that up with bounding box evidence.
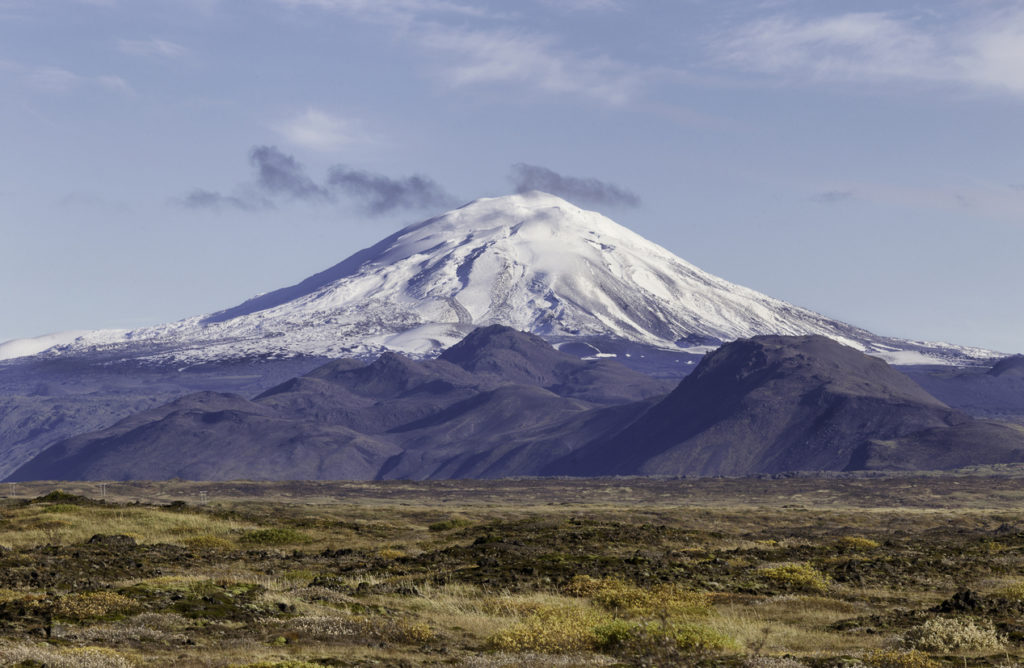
[2,0,1023,353]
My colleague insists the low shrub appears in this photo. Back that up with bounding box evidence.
[401,621,434,643]
[487,604,735,656]
[428,517,473,532]
[593,618,737,653]
[564,575,711,617]
[377,547,406,560]
[184,534,235,550]
[487,606,608,653]
[53,591,138,621]
[759,563,831,594]
[665,622,739,652]
[865,648,939,668]
[836,536,880,550]
[903,616,1004,652]
[997,580,1024,601]
[591,618,637,650]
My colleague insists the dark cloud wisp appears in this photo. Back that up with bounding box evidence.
[509,163,640,208]
[327,167,458,215]
[250,145,330,200]
[182,189,273,212]
[812,190,855,204]
[181,146,457,215]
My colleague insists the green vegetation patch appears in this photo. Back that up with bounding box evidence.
[184,534,236,550]
[595,618,739,654]
[118,577,268,621]
[564,575,711,617]
[239,527,313,546]
[836,535,880,550]
[427,516,473,532]
[487,605,610,653]
[30,490,100,506]
[759,562,831,593]
[40,504,81,514]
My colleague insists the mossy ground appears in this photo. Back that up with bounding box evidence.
[1,474,1024,666]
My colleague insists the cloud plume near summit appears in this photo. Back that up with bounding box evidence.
[251,146,330,201]
[182,146,456,216]
[509,163,640,208]
[327,167,457,214]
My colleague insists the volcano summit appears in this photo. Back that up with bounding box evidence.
[3,191,995,367]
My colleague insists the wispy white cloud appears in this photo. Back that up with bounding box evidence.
[816,179,1024,222]
[118,38,188,58]
[418,25,644,105]
[718,12,939,82]
[2,61,132,94]
[534,0,622,11]
[272,0,650,105]
[955,9,1024,95]
[94,74,131,93]
[26,66,82,92]
[273,0,486,18]
[275,108,355,151]
[715,7,1024,97]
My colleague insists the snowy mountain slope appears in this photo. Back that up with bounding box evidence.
[10,191,1000,365]
[0,331,90,362]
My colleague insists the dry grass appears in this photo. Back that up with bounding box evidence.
[0,501,246,549]
[0,641,136,668]
[710,603,890,655]
[1,475,1024,665]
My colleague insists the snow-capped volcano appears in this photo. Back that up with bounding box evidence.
[9,192,999,365]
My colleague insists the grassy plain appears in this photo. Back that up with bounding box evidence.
[2,472,1024,666]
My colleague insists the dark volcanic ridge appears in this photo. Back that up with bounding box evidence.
[990,354,1024,378]
[900,353,1024,425]
[548,335,986,477]
[8,327,1024,482]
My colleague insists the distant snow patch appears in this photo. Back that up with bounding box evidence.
[868,350,954,366]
